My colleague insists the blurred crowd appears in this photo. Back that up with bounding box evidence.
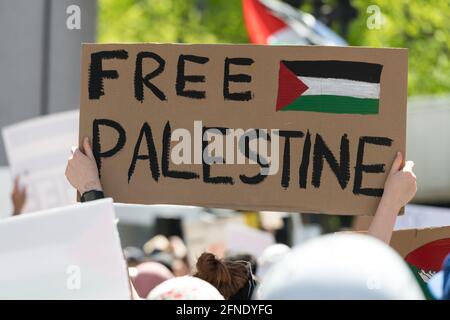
[123,231,450,300]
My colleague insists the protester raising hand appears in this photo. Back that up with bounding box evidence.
[368,152,417,244]
[65,137,103,196]
[11,176,26,216]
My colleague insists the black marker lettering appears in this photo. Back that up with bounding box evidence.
[135,51,166,102]
[353,136,393,197]
[176,54,209,99]
[299,130,311,189]
[312,134,350,189]
[92,119,126,176]
[223,57,254,101]
[89,50,128,100]
[162,122,199,180]
[128,122,160,183]
[279,130,304,189]
[202,127,233,185]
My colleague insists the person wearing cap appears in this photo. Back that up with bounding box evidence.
[148,276,224,300]
[256,233,425,300]
[131,261,174,298]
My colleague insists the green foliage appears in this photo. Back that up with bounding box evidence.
[98,0,450,96]
[98,0,248,44]
[348,0,450,96]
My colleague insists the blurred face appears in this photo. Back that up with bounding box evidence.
[173,259,190,277]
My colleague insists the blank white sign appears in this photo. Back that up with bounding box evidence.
[2,110,79,213]
[0,198,130,299]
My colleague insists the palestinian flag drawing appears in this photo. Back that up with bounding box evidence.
[276,60,383,115]
[404,238,450,299]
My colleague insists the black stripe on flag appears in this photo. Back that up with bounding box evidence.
[282,60,383,83]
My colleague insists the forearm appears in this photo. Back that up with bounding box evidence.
[367,197,400,244]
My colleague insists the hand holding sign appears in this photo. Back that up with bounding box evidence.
[383,152,417,211]
[368,152,417,244]
[11,176,26,215]
[65,137,102,194]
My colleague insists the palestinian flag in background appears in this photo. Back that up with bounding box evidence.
[404,238,450,299]
[242,0,347,46]
[405,238,450,280]
[276,60,383,115]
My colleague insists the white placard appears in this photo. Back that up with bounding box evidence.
[226,224,275,257]
[2,110,79,212]
[395,204,450,230]
[0,198,130,299]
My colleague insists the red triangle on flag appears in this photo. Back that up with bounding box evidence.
[276,62,309,111]
[405,238,450,272]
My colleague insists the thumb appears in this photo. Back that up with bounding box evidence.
[13,176,19,190]
[389,152,403,175]
[83,137,95,161]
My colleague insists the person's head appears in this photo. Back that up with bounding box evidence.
[131,262,174,298]
[257,234,425,300]
[194,252,255,300]
[257,243,291,280]
[143,234,170,256]
[148,251,175,272]
[225,252,258,276]
[123,246,145,268]
[148,276,224,300]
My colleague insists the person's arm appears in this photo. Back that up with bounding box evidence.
[65,137,104,201]
[368,152,417,244]
[11,176,26,215]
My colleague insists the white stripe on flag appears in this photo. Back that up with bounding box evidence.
[299,76,380,99]
[267,27,309,45]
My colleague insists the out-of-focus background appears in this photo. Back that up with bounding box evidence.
[0,0,449,254]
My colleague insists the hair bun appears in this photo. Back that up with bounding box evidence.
[194,252,249,299]
[196,253,231,284]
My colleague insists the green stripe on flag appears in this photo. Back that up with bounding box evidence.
[280,95,379,115]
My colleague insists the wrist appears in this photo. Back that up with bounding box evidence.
[80,190,105,202]
[79,180,102,194]
[377,196,402,216]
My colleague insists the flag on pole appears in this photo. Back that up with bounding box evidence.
[242,0,347,46]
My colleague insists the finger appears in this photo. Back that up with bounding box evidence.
[13,176,19,188]
[83,137,95,161]
[403,160,415,172]
[13,176,22,193]
[389,152,403,174]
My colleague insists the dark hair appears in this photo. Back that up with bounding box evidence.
[225,252,258,275]
[194,252,250,299]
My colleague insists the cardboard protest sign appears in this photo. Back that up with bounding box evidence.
[79,43,407,215]
[389,226,450,280]
[2,110,79,212]
[0,198,130,299]
[345,226,450,298]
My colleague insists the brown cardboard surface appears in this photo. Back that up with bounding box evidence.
[389,226,450,258]
[79,43,408,215]
[345,226,450,260]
